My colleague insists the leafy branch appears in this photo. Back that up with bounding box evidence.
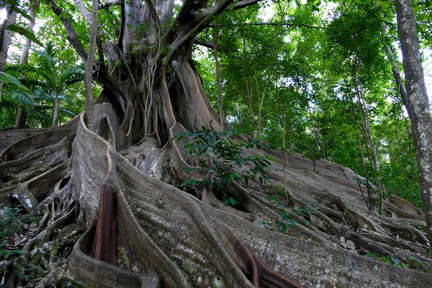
[174,127,275,205]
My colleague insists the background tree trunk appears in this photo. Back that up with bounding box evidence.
[0,4,17,100]
[212,26,225,128]
[17,1,38,128]
[353,72,386,213]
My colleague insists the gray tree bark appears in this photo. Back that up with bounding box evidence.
[395,0,432,247]
[0,5,17,99]
[353,72,386,213]
[83,0,98,130]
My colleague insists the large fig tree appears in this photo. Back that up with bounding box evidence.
[1,0,432,287]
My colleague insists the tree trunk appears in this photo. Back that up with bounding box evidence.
[0,4,17,99]
[357,132,374,211]
[51,92,60,126]
[380,22,408,102]
[15,2,39,129]
[241,34,256,137]
[212,26,225,128]
[395,0,432,247]
[83,0,98,130]
[353,72,386,214]
[1,1,432,287]
[19,1,39,64]
[255,74,266,138]
[14,108,27,129]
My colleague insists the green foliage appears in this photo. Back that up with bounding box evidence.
[410,222,426,232]
[326,2,384,67]
[364,252,432,273]
[0,206,24,263]
[364,252,407,267]
[0,240,23,259]
[0,206,23,238]
[0,0,424,211]
[413,0,432,47]
[0,205,81,285]
[5,24,44,47]
[191,0,422,211]
[175,127,274,205]
[0,72,28,93]
[0,42,85,129]
[266,189,317,233]
[3,0,33,22]
[3,0,44,48]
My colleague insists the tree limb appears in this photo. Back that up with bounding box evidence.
[194,38,238,58]
[164,0,234,64]
[233,0,264,10]
[48,0,87,61]
[194,38,215,50]
[73,0,92,24]
[174,0,208,25]
[143,0,161,27]
[211,22,325,29]
[100,0,122,10]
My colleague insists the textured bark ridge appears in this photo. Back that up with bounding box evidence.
[395,0,432,249]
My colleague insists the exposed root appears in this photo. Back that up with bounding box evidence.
[1,104,432,287]
[68,223,158,288]
[34,260,67,288]
[217,223,306,288]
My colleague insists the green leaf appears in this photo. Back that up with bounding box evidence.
[224,197,239,206]
[276,222,287,232]
[5,25,44,47]
[29,47,58,63]
[179,179,206,187]
[279,209,290,221]
[6,0,20,5]
[9,5,34,22]
[173,133,186,141]
[244,176,249,186]
[229,173,241,181]
[0,72,29,92]
[288,219,298,228]
[364,252,379,258]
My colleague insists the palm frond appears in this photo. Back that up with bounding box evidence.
[8,90,34,106]
[33,90,53,103]
[0,116,16,130]
[57,93,73,104]
[29,108,52,127]
[59,107,77,117]
[0,72,29,91]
